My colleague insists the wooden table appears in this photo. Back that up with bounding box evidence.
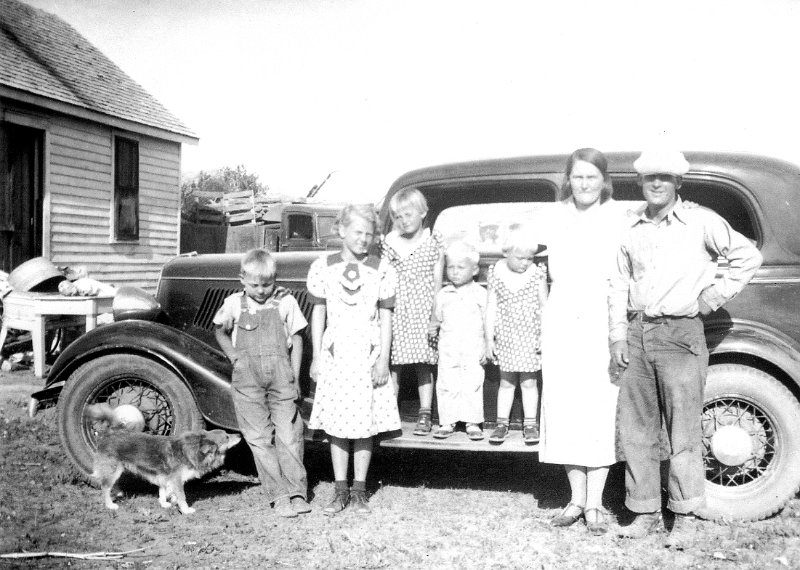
[0,291,114,377]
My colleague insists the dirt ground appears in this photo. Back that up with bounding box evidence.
[1,368,799,570]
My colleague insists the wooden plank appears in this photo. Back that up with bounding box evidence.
[224,190,254,200]
[226,212,256,224]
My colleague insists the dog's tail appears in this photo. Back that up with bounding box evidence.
[85,403,124,431]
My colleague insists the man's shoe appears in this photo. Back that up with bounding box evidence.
[665,513,697,549]
[322,490,349,515]
[349,490,371,514]
[617,512,660,539]
[291,496,312,514]
[273,496,298,518]
[489,424,509,444]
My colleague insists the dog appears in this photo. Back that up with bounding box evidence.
[86,403,241,514]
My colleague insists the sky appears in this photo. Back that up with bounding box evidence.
[21,0,800,203]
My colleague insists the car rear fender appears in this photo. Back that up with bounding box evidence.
[706,319,800,393]
[38,320,238,430]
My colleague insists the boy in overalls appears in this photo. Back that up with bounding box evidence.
[214,249,309,517]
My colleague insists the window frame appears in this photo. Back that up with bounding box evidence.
[112,135,140,242]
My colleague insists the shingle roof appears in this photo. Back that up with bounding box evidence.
[0,0,196,139]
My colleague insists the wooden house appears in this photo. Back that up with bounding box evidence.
[0,0,198,292]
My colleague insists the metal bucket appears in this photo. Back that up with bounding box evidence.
[7,257,64,292]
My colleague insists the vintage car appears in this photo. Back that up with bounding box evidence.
[31,151,800,522]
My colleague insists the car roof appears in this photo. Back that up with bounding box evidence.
[388,151,800,189]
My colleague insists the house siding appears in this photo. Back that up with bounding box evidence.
[44,114,180,293]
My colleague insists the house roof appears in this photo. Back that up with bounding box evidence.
[0,0,197,140]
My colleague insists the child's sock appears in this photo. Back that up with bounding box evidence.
[418,406,431,417]
[523,416,538,427]
[334,480,349,494]
[496,417,509,426]
[350,480,367,493]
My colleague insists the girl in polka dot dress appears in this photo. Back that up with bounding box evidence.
[307,204,400,515]
[485,224,548,444]
[380,188,445,436]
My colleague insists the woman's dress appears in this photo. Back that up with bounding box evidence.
[307,252,401,439]
[539,199,625,466]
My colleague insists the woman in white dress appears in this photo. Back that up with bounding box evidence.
[539,148,626,534]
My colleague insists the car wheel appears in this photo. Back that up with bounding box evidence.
[57,354,204,478]
[701,363,800,521]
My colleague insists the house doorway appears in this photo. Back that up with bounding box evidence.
[1,122,44,273]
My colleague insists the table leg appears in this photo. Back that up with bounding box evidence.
[0,321,8,356]
[31,317,46,378]
[85,314,98,331]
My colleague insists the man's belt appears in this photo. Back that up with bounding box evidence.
[627,311,698,325]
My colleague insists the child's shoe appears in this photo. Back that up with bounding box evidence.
[489,423,509,444]
[523,422,540,443]
[433,424,455,439]
[466,423,484,440]
[291,496,312,514]
[323,489,350,516]
[273,496,298,518]
[349,490,371,514]
[413,410,432,436]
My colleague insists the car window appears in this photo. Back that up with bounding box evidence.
[317,215,337,239]
[611,178,759,244]
[434,200,641,254]
[287,214,313,240]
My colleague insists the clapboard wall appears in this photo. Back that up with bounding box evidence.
[3,103,183,294]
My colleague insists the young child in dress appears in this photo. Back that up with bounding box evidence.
[213,249,309,518]
[427,241,488,440]
[307,204,400,515]
[485,224,548,444]
[380,188,445,436]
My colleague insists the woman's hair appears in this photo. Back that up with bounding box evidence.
[334,203,382,235]
[240,248,276,278]
[502,223,539,255]
[388,187,428,217]
[445,240,480,266]
[558,147,614,203]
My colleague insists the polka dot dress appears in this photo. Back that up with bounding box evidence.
[306,252,401,439]
[381,229,445,366]
[488,260,546,372]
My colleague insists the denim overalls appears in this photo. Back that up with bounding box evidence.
[232,293,306,503]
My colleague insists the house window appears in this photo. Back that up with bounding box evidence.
[114,137,139,241]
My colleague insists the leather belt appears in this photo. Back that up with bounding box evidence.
[628,311,697,325]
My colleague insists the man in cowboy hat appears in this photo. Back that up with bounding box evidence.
[609,148,762,546]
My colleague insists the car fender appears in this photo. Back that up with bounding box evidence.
[39,320,238,430]
[706,318,800,390]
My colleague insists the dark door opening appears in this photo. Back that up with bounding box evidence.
[1,122,44,273]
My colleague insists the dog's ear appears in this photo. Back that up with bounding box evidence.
[180,434,209,470]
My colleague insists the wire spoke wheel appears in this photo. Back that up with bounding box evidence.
[702,396,774,486]
[701,363,800,521]
[58,354,203,478]
[88,377,175,443]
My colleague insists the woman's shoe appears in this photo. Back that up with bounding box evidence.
[551,503,584,527]
[585,507,609,535]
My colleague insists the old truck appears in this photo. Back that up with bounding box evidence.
[31,152,800,522]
